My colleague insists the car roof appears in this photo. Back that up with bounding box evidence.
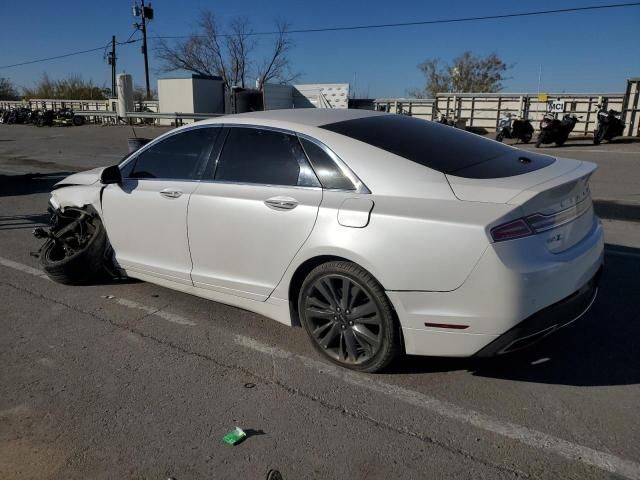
[202,108,388,128]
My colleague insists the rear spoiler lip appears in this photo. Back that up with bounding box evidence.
[506,160,597,206]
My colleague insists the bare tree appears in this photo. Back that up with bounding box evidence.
[0,77,20,100]
[156,11,299,90]
[256,20,300,89]
[226,17,255,88]
[156,12,228,82]
[411,52,510,98]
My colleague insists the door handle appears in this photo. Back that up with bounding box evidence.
[264,196,298,210]
[160,189,183,199]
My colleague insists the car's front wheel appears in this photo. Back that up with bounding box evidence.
[298,261,400,372]
[40,212,107,285]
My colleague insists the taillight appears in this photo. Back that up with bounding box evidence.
[490,219,532,242]
[491,197,592,242]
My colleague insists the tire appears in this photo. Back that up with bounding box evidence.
[40,215,107,285]
[593,127,604,145]
[72,115,85,126]
[535,133,544,148]
[555,137,566,146]
[495,132,504,142]
[521,132,532,144]
[37,117,45,127]
[298,261,400,373]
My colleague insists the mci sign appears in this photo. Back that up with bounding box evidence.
[548,99,566,113]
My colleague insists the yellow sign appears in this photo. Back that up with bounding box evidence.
[538,93,548,102]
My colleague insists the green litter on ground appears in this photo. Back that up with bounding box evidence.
[222,427,247,446]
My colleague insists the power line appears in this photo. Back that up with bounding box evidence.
[154,1,640,39]
[1,2,639,69]
[0,45,109,69]
[0,38,142,69]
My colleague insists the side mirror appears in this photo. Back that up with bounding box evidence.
[100,165,122,185]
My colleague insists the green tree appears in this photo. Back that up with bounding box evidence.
[23,74,108,100]
[411,52,510,98]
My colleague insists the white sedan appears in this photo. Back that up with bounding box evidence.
[37,109,604,372]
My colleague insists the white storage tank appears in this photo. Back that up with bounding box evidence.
[116,73,134,119]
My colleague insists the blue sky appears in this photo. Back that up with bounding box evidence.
[1,1,638,97]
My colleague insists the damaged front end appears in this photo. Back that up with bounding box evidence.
[32,203,122,283]
[32,205,98,259]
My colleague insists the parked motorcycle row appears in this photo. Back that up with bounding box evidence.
[0,106,86,127]
[493,104,625,147]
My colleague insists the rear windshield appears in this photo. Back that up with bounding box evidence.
[320,114,554,178]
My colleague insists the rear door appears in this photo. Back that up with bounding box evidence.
[188,126,322,301]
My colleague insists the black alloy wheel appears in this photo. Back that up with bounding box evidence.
[298,261,400,372]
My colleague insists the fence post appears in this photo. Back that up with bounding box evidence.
[518,95,524,118]
[496,96,502,130]
[585,96,593,135]
[469,96,475,127]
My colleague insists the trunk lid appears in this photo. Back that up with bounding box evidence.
[447,158,598,253]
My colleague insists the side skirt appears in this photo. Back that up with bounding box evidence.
[122,268,293,326]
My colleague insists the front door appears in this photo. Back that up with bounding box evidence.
[102,126,218,284]
[188,126,322,300]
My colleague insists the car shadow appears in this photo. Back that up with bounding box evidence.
[390,244,640,387]
[0,213,51,231]
[0,172,75,197]
[593,200,640,223]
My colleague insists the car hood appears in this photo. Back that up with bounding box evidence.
[55,167,106,187]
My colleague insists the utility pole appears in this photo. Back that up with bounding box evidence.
[109,36,116,98]
[133,1,154,99]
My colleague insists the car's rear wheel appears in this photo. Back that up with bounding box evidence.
[298,261,400,373]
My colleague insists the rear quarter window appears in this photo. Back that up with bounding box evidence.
[320,114,554,178]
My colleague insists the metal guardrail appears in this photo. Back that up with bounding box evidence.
[0,106,223,126]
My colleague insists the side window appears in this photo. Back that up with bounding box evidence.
[299,138,356,190]
[214,128,319,187]
[128,127,217,180]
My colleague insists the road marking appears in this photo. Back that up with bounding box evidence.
[109,296,196,326]
[0,256,194,326]
[530,357,550,365]
[235,334,640,480]
[0,256,50,281]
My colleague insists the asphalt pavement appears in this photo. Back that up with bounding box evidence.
[0,124,639,480]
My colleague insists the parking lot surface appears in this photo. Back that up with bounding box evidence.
[1,124,639,479]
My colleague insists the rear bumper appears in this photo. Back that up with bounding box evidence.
[473,266,601,357]
[388,217,604,357]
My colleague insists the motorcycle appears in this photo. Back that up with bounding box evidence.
[36,109,55,127]
[495,113,534,143]
[593,105,625,144]
[435,108,467,129]
[57,108,85,127]
[5,107,32,125]
[535,112,581,147]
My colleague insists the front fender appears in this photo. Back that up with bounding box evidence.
[50,184,104,217]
